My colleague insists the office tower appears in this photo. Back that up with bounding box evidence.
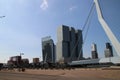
[69,27,76,60]
[75,29,83,59]
[91,43,98,59]
[42,36,55,63]
[56,25,83,62]
[56,26,70,62]
[104,49,112,58]
[104,42,113,57]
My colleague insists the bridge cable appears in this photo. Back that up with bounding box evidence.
[70,3,95,61]
[77,3,95,60]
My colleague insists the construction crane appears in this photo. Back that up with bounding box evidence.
[94,0,120,57]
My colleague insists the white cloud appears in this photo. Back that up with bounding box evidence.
[69,6,77,11]
[40,0,48,10]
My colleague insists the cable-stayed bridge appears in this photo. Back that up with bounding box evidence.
[69,0,120,66]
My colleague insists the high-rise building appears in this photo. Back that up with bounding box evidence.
[42,36,55,63]
[91,43,98,59]
[104,42,113,57]
[104,49,112,57]
[56,26,70,62]
[56,25,83,62]
[75,29,83,59]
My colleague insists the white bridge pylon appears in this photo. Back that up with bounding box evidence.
[94,0,120,57]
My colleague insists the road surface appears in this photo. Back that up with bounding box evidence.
[0,71,117,80]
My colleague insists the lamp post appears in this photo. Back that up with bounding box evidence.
[18,53,24,72]
[20,53,24,57]
[20,53,24,66]
[19,53,24,65]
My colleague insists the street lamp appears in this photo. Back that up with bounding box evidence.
[20,52,24,63]
[20,53,24,57]
[18,53,24,72]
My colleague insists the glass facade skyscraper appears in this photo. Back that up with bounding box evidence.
[42,36,55,63]
[56,25,83,62]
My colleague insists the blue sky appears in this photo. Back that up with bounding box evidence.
[0,0,120,63]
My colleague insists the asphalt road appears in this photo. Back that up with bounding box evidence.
[0,71,114,80]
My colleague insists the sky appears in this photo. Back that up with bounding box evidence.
[0,0,120,63]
